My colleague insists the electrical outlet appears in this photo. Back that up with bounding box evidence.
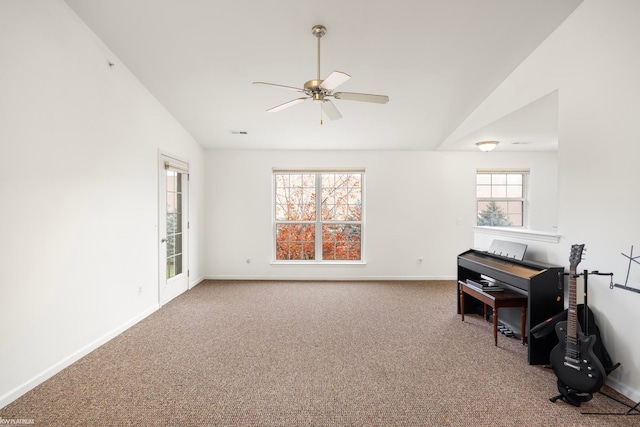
[418,257,423,264]
[138,286,142,296]
[246,258,251,264]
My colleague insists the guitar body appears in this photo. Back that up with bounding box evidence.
[550,320,606,394]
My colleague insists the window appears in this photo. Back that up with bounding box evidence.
[274,170,363,261]
[166,169,183,278]
[476,170,527,227]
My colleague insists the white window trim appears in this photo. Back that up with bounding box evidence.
[476,169,529,228]
[271,169,366,264]
[472,226,560,243]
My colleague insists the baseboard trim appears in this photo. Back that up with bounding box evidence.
[0,304,159,409]
[606,376,640,404]
[203,275,456,281]
[189,276,206,289]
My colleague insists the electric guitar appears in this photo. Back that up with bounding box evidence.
[550,244,606,393]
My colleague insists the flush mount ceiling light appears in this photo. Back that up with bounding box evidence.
[475,141,499,152]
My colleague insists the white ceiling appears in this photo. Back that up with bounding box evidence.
[63,0,582,151]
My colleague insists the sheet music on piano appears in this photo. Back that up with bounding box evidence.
[486,239,527,261]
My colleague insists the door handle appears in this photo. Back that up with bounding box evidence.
[161,238,167,243]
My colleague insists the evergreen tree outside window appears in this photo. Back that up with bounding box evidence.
[476,171,527,227]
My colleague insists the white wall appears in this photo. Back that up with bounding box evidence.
[0,0,204,407]
[204,150,557,280]
[4,0,638,411]
[459,0,640,401]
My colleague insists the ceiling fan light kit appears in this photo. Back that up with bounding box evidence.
[253,24,389,123]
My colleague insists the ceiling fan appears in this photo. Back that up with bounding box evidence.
[253,25,389,123]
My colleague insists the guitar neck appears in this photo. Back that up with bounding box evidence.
[567,268,578,340]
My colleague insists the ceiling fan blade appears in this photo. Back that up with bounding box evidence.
[322,100,342,120]
[334,92,389,104]
[266,97,309,113]
[253,82,306,93]
[319,71,351,91]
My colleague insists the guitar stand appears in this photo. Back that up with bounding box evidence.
[549,269,639,415]
[550,380,593,407]
[581,390,640,416]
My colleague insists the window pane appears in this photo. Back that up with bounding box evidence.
[477,201,512,227]
[334,204,348,221]
[322,173,361,221]
[507,174,522,185]
[174,254,182,275]
[167,235,175,257]
[494,201,508,211]
[275,174,316,221]
[322,224,361,261]
[322,174,335,187]
[275,204,287,221]
[301,188,316,220]
[167,256,175,279]
[276,224,315,260]
[167,213,177,233]
[167,193,177,214]
[507,201,523,214]
[174,233,182,255]
[289,174,301,187]
[347,205,361,220]
[507,185,522,198]
[323,205,336,221]
[167,171,177,192]
[477,185,491,198]
[492,185,507,198]
[508,213,523,227]
[477,174,491,185]
[492,174,507,185]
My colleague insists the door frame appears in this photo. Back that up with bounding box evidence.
[158,152,190,305]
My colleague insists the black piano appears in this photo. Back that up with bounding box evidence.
[457,249,564,365]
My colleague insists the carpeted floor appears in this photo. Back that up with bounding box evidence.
[1,280,638,426]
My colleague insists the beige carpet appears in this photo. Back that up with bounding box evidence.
[1,280,638,426]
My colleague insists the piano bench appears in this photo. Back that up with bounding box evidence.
[459,282,527,346]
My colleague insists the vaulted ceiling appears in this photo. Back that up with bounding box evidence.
[63,0,582,151]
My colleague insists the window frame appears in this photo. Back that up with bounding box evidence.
[272,168,365,264]
[476,169,529,228]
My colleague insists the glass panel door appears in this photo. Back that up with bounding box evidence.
[159,154,189,305]
[166,170,183,279]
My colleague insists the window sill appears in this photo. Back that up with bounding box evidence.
[472,226,560,243]
[271,260,367,266]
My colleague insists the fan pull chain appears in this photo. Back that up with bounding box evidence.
[320,104,323,125]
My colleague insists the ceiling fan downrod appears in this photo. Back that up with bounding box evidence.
[312,25,326,81]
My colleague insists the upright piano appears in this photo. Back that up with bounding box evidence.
[457,249,564,365]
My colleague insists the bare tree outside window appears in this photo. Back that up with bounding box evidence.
[275,172,363,261]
